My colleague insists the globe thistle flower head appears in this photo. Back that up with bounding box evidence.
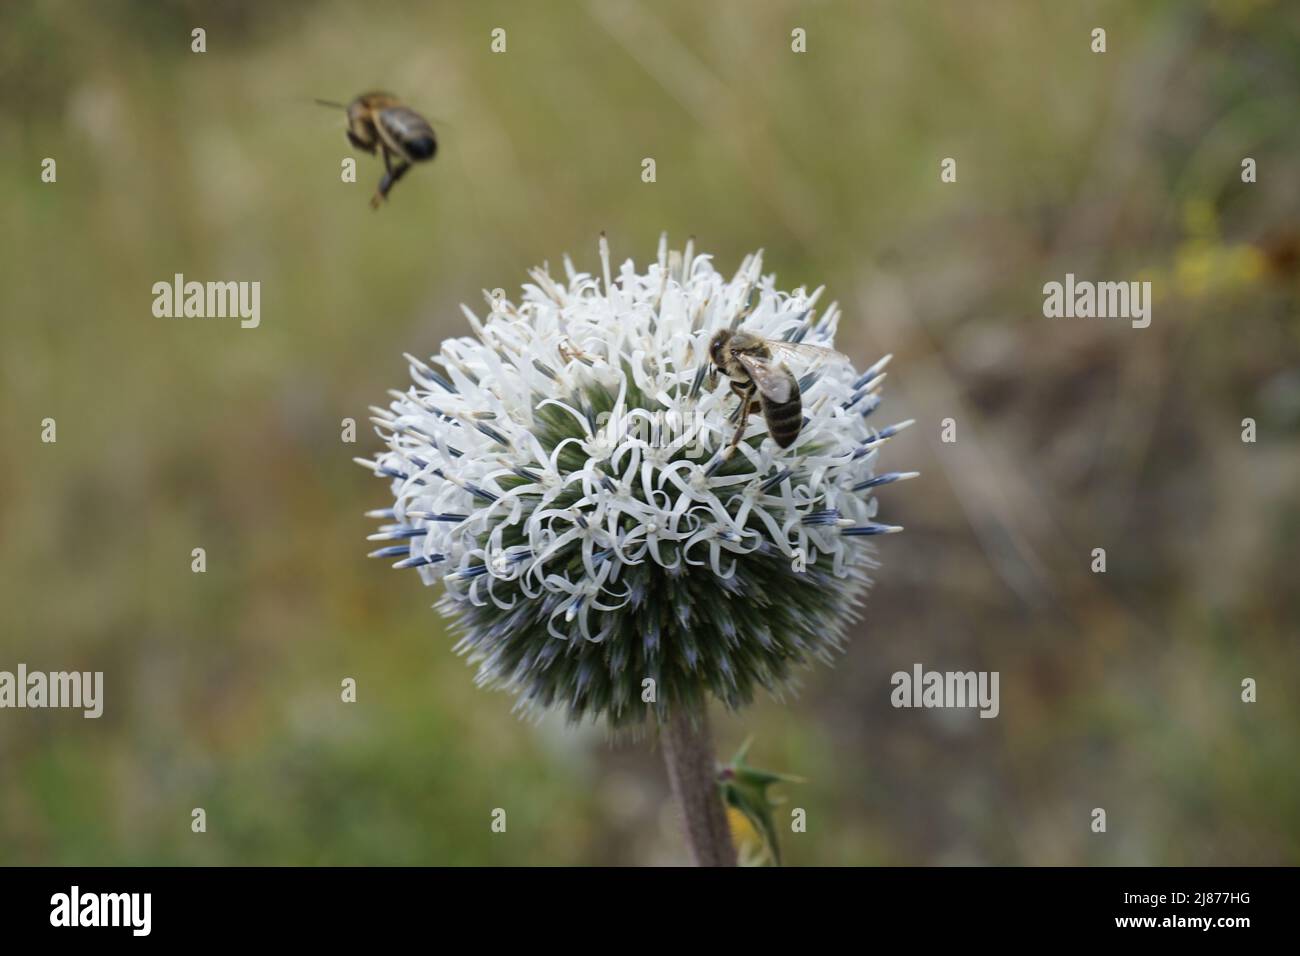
[361,236,914,727]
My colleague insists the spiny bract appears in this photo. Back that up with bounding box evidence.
[361,236,914,726]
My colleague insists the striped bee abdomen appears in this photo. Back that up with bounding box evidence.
[762,387,804,448]
[378,107,437,162]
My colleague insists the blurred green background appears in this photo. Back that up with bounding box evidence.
[2,0,1299,865]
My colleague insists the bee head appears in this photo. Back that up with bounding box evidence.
[344,103,379,152]
[708,329,731,368]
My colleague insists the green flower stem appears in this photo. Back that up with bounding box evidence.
[661,705,737,867]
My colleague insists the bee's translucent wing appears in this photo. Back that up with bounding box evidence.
[736,353,794,403]
[764,340,849,365]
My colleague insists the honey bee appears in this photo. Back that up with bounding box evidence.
[316,92,437,209]
[709,329,846,449]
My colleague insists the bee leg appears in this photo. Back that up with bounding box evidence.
[370,149,393,208]
[728,386,756,450]
[370,158,412,209]
[346,130,375,155]
[728,381,749,422]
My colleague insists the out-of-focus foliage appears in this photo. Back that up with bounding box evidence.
[1,0,1297,865]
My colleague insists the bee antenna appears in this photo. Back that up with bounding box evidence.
[313,97,348,110]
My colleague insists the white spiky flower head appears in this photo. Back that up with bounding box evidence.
[361,236,915,727]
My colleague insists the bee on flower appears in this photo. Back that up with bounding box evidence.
[360,235,915,727]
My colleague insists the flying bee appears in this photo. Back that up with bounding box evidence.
[709,329,846,450]
[316,92,437,209]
